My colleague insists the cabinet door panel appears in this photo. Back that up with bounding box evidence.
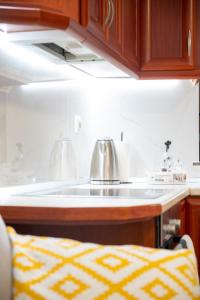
[141,0,195,71]
[122,0,140,68]
[85,0,140,74]
[106,0,122,55]
[186,197,200,274]
[151,0,182,59]
[87,0,106,42]
[196,0,200,68]
[163,199,186,237]
[179,199,186,235]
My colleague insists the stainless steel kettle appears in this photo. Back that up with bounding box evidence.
[90,138,120,184]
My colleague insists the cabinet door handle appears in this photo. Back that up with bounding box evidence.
[108,0,115,28]
[188,29,192,57]
[105,0,112,27]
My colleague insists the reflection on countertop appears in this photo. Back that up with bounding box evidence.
[19,187,175,199]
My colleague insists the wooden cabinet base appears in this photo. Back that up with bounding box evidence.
[186,197,200,275]
[6,218,156,247]
[0,199,186,248]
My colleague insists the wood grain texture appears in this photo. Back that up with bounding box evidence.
[0,1,199,78]
[69,0,140,76]
[179,199,186,235]
[139,69,200,79]
[141,0,195,71]
[0,6,69,28]
[7,218,156,247]
[121,0,140,68]
[87,0,105,43]
[0,0,85,29]
[105,0,122,56]
[162,199,186,237]
[0,204,162,225]
[0,0,79,16]
[80,0,88,26]
[185,197,200,275]
[195,0,200,68]
[0,199,188,248]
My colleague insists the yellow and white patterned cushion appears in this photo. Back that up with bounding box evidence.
[8,227,200,300]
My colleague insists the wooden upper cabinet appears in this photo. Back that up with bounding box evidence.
[86,0,122,54]
[121,0,140,68]
[86,0,139,71]
[141,0,196,71]
[105,0,122,55]
[0,0,88,29]
[87,0,106,43]
[195,0,200,69]
[0,0,77,15]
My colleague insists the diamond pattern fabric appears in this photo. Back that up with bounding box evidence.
[8,227,200,300]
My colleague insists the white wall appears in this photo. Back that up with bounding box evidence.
[67,79,199,178]
[0,93,6,163]
[2,79,199,183]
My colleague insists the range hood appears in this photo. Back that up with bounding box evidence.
[6,29,131,79]
[32,40,130,78]
[35,42,102,63]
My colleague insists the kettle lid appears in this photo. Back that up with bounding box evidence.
[97,137,113,142]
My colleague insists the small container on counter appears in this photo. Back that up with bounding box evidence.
[147,171,187,185]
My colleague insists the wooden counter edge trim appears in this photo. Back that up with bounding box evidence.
[0,204,162,224]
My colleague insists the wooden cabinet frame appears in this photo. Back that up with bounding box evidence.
[141,0,196,71]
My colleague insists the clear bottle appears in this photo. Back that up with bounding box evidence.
[161,140,173,172]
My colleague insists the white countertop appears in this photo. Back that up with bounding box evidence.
[1,178,200,212]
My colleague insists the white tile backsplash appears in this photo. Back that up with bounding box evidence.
[0,79,198,184]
